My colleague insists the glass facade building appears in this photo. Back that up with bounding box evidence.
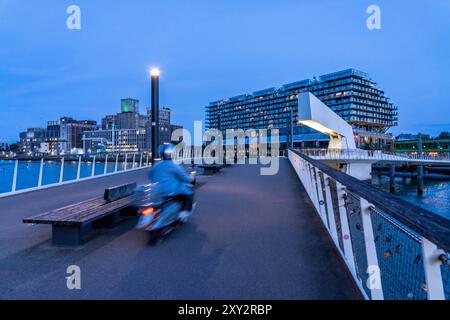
[84,128,148,154]
[206,69,398,149]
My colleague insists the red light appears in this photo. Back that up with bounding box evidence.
[141,207,156,216]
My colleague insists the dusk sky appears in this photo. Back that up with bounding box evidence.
[1,0,450,143]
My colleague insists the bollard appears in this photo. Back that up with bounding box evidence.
[115,154,119,172]
[389,164,396,193]
[417,165,424,195]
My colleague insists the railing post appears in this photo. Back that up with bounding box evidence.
[335,182,357,277]
[132,153,136,169]
[314,168,328,225]
[91,156,96,177]
[37,158,44,187]
[421,237,445,300]
[115,154,119,173]
[124,154,128,171]
[76,156,82,180]
[307,163,319,208]
[323,174,339,246]
[360,198,384,300]
[139,153,143,168]
[59,157,65,184]
[146,153,149,166]
[11,159,18,192]
[304,161,314,197]
[104,155,108,175]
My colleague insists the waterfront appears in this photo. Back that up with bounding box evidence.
[2,158,449,222]
[372,176,450,220]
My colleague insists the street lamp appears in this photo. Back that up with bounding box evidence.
[150,67,160,164]
[150,68,160,77]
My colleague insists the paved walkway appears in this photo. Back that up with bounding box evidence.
[0,159,361,299]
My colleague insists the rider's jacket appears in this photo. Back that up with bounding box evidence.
[150,160,193,197]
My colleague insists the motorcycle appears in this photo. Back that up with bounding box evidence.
[134,172,196,244]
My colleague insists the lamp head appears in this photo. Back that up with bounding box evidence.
[150,68,160,77]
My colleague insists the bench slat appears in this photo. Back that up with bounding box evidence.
[69,195,134,222]
[78,196,136,224]
[23,198,104,224]
[24,195,136,226]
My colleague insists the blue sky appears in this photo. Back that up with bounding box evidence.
[1,0,450,143]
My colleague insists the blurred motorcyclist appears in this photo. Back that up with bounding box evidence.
[150,144,195,222]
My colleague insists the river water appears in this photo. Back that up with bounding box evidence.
[0,159,129,194]
[372,176,450,220]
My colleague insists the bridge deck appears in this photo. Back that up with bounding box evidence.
[0,159,361,299]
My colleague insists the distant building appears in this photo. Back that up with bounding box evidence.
[18,117,97,156]
[87,103,183,154]
[116,112,148,131]
[147,107,184,145]
[395,134,450,156]
[121,98,139,113]
[84,129,148,154]
[206,68,398,150]
[0,142,9,151]
[46,120,62,155]
[396,133,419,141]
[60,118,97,154]
[87,99,149,154]
[102,99,147,130]
[19,128,47,155]
[101,115,116,130]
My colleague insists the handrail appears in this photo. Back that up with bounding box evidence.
[0,153,152,197]
[299,148,450,162]
[288,148,449,300]
[289,148,450,252]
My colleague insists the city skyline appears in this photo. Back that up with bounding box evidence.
[1,1,450,142]
[0,2,449,304]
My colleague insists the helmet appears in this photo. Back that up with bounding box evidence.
[159,143,176,160]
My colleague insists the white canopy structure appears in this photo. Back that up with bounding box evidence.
[298,92,356,150]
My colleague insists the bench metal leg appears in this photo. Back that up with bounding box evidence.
[93,212,120,229]
[52,225,82,246]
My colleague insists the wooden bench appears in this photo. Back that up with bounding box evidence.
[23,183,137,246]
[198,164,225,175]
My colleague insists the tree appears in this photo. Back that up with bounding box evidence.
[439,132,450,139]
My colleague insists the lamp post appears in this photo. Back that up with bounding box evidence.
[151,68,160,164]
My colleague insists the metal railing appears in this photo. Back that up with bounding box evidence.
[288,148,450,300]
[0,153,151,197]
[299,148,450,163]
